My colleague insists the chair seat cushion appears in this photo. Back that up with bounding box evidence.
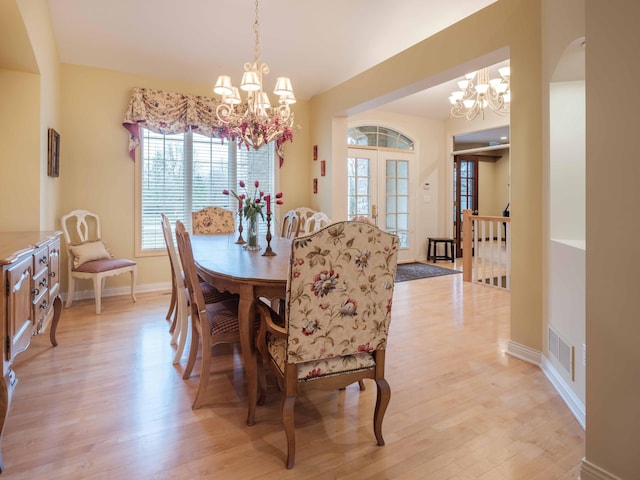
[74,257,136,273]
[200,280,238,304]
[267,336,376,382]
[205,298,241,335]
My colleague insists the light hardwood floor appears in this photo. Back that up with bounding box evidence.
[2,274,584,479]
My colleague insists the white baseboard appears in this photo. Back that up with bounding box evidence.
[506,339,542,365]
[580,459,623,480]
[63,281,171,302]
[506,340,585,430]
[540,356,585,429]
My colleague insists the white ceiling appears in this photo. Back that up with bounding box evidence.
[48,0,509,140]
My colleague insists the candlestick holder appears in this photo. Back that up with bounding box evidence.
[235,211,246,245]
[262,212,276,256]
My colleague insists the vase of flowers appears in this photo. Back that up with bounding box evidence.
[223,180,283,251]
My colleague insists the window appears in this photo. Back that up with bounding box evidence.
[137,128,276,253]
[347,157,370,220]
[347,126,414,150]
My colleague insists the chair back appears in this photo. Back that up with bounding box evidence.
[281,210,301,238]
[302,211,331,234]
[284,221,399,364]
[192,206,235,234]
[160,213,182,282]
[175,221,206,314]
[61,209,102,245]
[295,207,316,233]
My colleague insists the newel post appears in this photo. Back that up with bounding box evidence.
[462,209,472,282]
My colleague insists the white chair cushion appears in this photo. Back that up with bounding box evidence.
[69,240,111,268]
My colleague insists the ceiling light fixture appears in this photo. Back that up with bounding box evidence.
[213,0,295,154]
[449,66,510,120]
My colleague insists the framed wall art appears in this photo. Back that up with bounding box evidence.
[47,128,60,177]
[313,178,318,194]
[313,145,318,161]
[320,160,326,177]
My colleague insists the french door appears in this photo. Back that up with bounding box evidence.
[453,155,479,257]
[347,148,414,263]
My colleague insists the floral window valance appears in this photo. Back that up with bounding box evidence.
[122,87,230,160]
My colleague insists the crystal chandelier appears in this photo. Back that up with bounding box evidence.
[449,66,511,120]
[213,0,295,154]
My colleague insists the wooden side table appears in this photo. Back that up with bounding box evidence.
[427,237,455,263]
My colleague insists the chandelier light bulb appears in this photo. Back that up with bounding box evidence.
[214,75,233,96]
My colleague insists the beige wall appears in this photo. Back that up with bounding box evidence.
[585,0,640,477]
[311,0,543,351]
[0,0,62,232]
[18,0,62,231]
[0,70,40,231]
[59,64,311,292]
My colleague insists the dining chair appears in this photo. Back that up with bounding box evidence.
[161,214,237,364]
[294,207,316,233]
[61,209,137,314]
[280,209,301,239]
[301,211,331,235]
[352,214,374,224]
[192,206,236,234]
[174,220,246,409]
[255,221,399,468]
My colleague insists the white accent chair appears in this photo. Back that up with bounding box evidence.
[61,209,136,314]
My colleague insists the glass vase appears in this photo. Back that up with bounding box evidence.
[245,215,260,251]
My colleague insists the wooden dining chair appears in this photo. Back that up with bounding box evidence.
[294,207,316,233]
[192,206,236,234]
[161,214,236,364]
[280,209,301,239]
[174,220,243,409]
[255,221,399,468]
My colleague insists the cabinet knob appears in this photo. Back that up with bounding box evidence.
[39,300,48,310]
[39,255,48,265]
[49,271,56,278]
[32,288,40,297]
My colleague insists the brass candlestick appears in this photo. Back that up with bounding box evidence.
[262,212,276,256]
[235,210,246,245]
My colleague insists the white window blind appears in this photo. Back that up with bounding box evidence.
[139,128,275,252]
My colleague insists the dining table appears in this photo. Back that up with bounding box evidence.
[189,232,291,425]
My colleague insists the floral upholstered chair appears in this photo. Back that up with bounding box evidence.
[255,221,399,468]
[192,206,235,234]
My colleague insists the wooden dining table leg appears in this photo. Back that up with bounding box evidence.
[238,286,258,426]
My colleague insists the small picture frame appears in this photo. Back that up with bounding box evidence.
[313,145,318,161]
[320,160,326,177]
[313,178,318,194]
[47,128,60,177]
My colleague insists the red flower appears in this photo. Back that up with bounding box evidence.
[239,180,245,188]
[275,192,283,199]
[254,180,260,188]
[222,189,229,195]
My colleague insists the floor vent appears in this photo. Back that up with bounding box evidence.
[548,326,574,381]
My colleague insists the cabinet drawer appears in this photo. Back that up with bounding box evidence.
[32,245,49,277]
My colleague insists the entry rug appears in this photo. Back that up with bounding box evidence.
[394,262,461,283]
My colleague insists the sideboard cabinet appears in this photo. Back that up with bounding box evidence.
[0,232,63,472]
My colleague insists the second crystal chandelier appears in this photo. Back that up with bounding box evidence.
[449,66,511,120]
